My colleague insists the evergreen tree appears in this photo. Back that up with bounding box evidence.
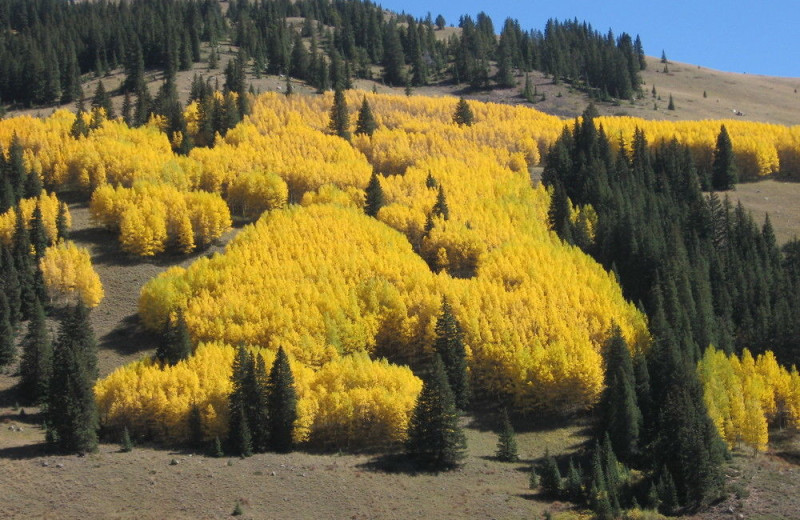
[601,326,642,461]
[537,451,562,498]
[47,302,99,453]
[711,125,738,190]
[564,457,584,503]
[228,345,250,455]
[19,296,51,403]
[156,312,192,366]
[364,172,385,218]
[667,94,675,111]
[406,354,466,470]
[0,291,15,367]
[24,169,42,199]
[30,204,48,260]
[433,297,470,409]
[1,245,22,326]
[56,202,70,242]
[548,180,573,243]
[91,80,115,119]
[452,97,474,126]
[188,403,204,449]
[432,186,450,221]
[354,96,377,136]
[267,346,297,453]
[120,426,133,452]
[328,88,350,141]
[495,408,519,462]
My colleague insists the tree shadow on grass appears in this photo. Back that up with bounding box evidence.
[0,442,49,460]
[99,313,158,357]
[357,453,458,476]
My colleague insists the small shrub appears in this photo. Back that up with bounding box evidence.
[120,427,133,452]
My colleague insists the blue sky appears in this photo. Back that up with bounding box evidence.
[378,0,800,78]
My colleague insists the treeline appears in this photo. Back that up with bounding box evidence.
[221,0,646,97]
[0,0,225,107]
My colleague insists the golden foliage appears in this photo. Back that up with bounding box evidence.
[89,184,231,256]
[698,347,800,453]
[0,192,69,246]
[94,343,421,448]
[39,241,104,308]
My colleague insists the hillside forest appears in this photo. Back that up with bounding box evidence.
[1,1,800,518]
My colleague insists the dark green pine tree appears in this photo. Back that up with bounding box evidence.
[656,466,679,515]
[354,96,377,137]
[548,180,573,243]
[328,88,351,141]
[8,134,26,202]
[267,346,297,453]
[227,346,252,456]
[564,457,584,503]
[495,408,519,462]
[452,97,474,126]
[156,312,192,366]
[364,172,385,218]
[537,450,562,498]
[19,296,52,403]
[667,94,675,110]
[70,111,90,139]
[227,346,252,455]
[47,302,99,453]
[1,245,22,325]
[601,326,642,461]
[30,204,49,260]
[250,354,270,453]
[56,202,70,242]
[431,186,450,221]
[13,210,37,320]
[0,291,15,367]
[711,125,738,190]
[432,297,470,409]
[91,80,115,119]
[187,403,204,449]
[405,354,466,470]
[382,22,407,87]
[24,169,43,199]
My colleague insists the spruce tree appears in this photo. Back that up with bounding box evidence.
[91,80,115,119]
[30,204,48,260]
[431,186,450,221]
[601,326,642,461]
[328,88,350,141]
[228,345,250,455]
[667,94,675,110]
[364,172,385,218]
[19,296,52,403]
[495,408,519,462]
[267,346,297,453]
[406,354,466,470]
[47,302,99,453]
[452,97,474,126]
[712,125,738,190]
[120,426,133,452]
[537,451,562,498]
[354,96,377,137]
[548,180,573,243]
[24,170,42,199]
[188,403,204,449]
[433,297,470,409]
[156,312,192,366]
[0,292,15,367]
[564,457,584,503]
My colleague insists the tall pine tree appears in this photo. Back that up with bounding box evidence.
[47,302,99,453]
[267,346,297,453]
[406,354,466,470]
[432,297,470,409]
